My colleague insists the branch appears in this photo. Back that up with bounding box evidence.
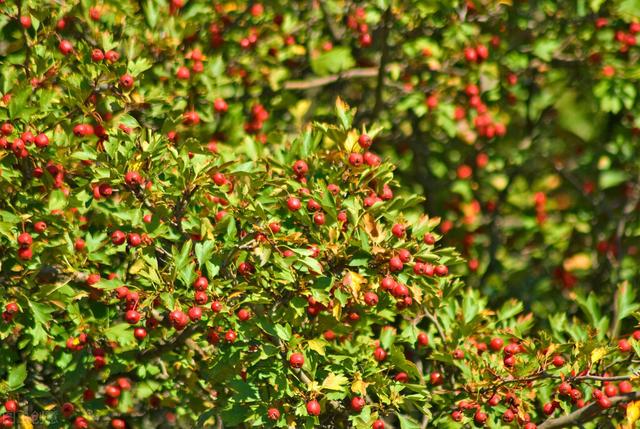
[538,391,640,429]
[422,309,447,344]
[317,1,342,42]
[16,0,31,78]
[283,67,380,90]
[373,7,393,116]
[138,325,198,360]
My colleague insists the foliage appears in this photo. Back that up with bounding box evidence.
[0,0,639,428]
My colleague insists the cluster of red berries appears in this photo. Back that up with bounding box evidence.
[346,7,372,47]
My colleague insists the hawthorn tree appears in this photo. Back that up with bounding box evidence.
[0,1,639,429]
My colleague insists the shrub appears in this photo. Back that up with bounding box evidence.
[0,1,638,428]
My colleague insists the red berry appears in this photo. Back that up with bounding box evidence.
[618,339,632,352]
[289,352,304,368]
[17,232,32,247]
[603,384,618,397]
[287,197,301,211]
[474,410,487,425]
[34,133,49,148]
[364,291,378,306]
[389,256,403,272]
[119,74,135,89]
[105,385,121,398]
[4,400,17,413]
[598,396,611,409]
[91,48,105,62]
[391,283,409,298]
[111,418,126,429]
[306,399,321,416]
[430,371,443,385]
[502,409,515,422]
[394,372,409,382]
[59,40,73,55]
[542,402,556,415]
[391,223,405,238]
[348,153,363,167]
[267,407,280,420]
[350,396,365,412]
[372,419,385,429]
[124,310,141,324]
[373,347,387,362]
[552,355,565,367]
[558,382,572,395]
[134,327,147,340]
[489,337,504,351]
[105,50,120,62]
[313,212,325,225]
[176,66,190,80]
[451,410,462,422]
[188,306,203,321]
[619,380,633,393]
[111,230,126,245]
[193,276,209,291]
[358,134,372,149]
[423,233,436,245]
[127,233,141,247]
[214,98,228,113]
[293,160,308,176]
[434,264,448,276]
[417,332,429,347]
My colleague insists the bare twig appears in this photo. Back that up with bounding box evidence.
[538,391,640,429]
[283,67,380,90]
[317,1,342,42]
[422,309,447,344]
[373,7,393,116]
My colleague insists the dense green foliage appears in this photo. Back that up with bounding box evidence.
[0,0,639,428]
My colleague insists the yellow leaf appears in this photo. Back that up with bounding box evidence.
[362,213,383,243]
[563,253,592,271]
[332,300,342,320]
[307,339,326,355]
[128,258,146,275]
[624,401,640,429]
[351,373,370,396]
[322,373,348,391]
[408,284,423,304]
[343,271,366,300]
[343,129,360,153]
[290,45,307,56]
[19,415,33,429]
[289,99,311,123]
[590,347,608,364]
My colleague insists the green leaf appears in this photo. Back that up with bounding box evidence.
[533,39,560,61]
[380,327,396,350]
[615,282,640,322]
[48,189,67,211]
[397,413,421,429]
[497,299,524,321]
[310,47,355,76]
[617,0,640,17]
[275,324,292,342]
[8,363,27,391]
[143,0,159,27]
[128,58,153,76]
[8,88,30,119]
[599,170,628,190]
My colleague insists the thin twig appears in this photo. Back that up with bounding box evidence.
[373,7,393,116]
[284,67,385,90]
[538,391,640,429]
